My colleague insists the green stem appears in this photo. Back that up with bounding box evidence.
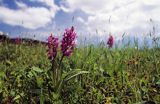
[58,55,64,82]
[51,60,56,86]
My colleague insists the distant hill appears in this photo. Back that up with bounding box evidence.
[0,32,47,45]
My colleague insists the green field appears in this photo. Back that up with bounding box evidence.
[0,41,160,104]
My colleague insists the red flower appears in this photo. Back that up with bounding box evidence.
[107,35,114,48]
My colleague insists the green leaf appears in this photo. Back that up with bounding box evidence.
[156,80,160,85]
[0,70,5,78]
[55,80,63,93]
[36,77,43,87]
[6,60,12,66]
[13,93,24,101]
[64,69,89,82]
[10,90,16,96]
[13,95,21,101]
[55,69,89,93]
[52,93,59,99]
[32,66,43,73]
[40,88,44,104]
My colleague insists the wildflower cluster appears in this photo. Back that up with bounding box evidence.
[47,26,77,60]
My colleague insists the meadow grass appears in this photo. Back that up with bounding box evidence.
[0,41,159,104]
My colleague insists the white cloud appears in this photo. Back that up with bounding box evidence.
[15,1,27,9]
[60,0,160,38]
[0,0,59,29]
[77,17,85,24]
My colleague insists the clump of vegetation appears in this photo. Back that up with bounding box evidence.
[0,27,159,104]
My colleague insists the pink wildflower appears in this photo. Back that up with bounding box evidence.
[107,35,114,48]
[61,26,76,57]
[47,34,59,60]
[15,37,21,45]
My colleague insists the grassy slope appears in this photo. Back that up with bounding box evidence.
[0,42,160,104]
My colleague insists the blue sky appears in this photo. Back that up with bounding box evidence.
[0,0,160,45]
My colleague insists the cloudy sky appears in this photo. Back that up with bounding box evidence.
[0,0,160,43]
